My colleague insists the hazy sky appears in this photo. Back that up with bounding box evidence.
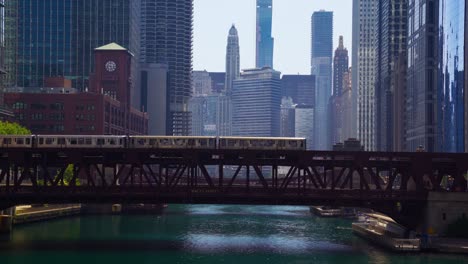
[193,0,353,75]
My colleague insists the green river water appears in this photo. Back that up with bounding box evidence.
[0,205,467,263]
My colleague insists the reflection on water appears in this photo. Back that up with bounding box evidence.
[0,205,466,264]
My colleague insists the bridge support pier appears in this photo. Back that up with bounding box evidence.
[420,192,468,235]
[0,214,12,233]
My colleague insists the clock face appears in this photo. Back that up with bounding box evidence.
[105,61,117,72]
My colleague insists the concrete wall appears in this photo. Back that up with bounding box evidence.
[422,192,468,235]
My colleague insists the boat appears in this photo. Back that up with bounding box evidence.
[352,213,421,252]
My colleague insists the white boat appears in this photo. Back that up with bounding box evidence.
[352,213,420,252]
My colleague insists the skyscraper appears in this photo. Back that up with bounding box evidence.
[256,0,274,68]
[333,36,349,96]
[375,0,408,151]
[281,75,315,106]
[232,68,281,137]
[311,11,333,150]
[5,0,141,104]
[140,0,194,136]
[438,0,465,152]
[406,0,438,152]
[225,25,240,94]
[331,36,349,146]
[352,0,377,151]
[280,97,296,137]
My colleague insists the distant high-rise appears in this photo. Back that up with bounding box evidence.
[192,71,213,96]
[438,0,465,152]
[331,36,349,146]
[280,97,296,137]
[5,0,141,105]
[232,68,281,137]
[225,25,240,94]
[281,75,315,106]
[140,0,193,136]
[375,0,408,151]
[311,11,333,150]
[405,0,438,152]
[256,0,274,68]
[352,0,377,151]
[295,105,314,150]
[333,36,349,96]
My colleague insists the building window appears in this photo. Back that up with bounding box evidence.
[12,102,27,109]
[31,113,43,120]
[50,102,64,110]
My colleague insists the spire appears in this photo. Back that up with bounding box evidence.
[229,24,238,36]
[339,36,344,49]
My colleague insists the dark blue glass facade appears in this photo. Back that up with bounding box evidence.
[438,0,465,152]
[311,11,333,60]
[256,0,274,68]
[17,0,74,87]
[9,0,140,94]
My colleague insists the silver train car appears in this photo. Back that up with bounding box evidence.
[0,135,307,151]
[218,137,306,151]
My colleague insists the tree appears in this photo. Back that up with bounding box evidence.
[0,121,31,135]
[54,165,80,186]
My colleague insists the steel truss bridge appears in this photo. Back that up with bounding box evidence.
[0,147,466,226]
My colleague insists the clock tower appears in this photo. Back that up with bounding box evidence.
[89,42,133,108]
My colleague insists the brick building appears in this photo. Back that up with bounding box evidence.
[4,43,148,135]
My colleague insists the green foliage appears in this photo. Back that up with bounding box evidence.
[0,121,31,135]
[446,217,468,238]
[54,165,80,186]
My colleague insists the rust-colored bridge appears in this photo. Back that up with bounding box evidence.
[0,147,466,209]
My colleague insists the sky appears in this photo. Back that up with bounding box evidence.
[193,0,353,75]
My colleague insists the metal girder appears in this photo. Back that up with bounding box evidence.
[0,147,467,207]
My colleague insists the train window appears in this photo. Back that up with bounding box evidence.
[175,139,184,146]
[97,138,105,145]
[278,140,285,147]
[39,138,44,145]
[85,138,92,145]
[78,138,85,145]
[138,139,145,145]
[109,139,116,145]
[45,138,54,145]
[119,139,123,145]
[3,138,11,144]
[16,138,24,145]
[228,139,237,147]
[160,139,170,145]
[289,141,298,147]
[200,139,207,146]
[26,138,31,144]
[57,138,65,145]
[149,139,157,145]
[70,139,77,145]
[188,139,195,146]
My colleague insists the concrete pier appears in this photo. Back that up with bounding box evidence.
[0,215,13,233]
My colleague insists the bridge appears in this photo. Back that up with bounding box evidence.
[0,147,467,227]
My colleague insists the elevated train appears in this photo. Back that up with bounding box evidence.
[0,135,307,151]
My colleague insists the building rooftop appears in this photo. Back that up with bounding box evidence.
[95,42,127,51]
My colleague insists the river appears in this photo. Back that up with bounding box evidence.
[0,205,466,263]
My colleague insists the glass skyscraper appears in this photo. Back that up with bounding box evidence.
[375,0,408,151]
[438,0,465,152]
[5,0,140,100]
[311,11,333,150]
[256,0,274,68]
[406,0,438,152]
